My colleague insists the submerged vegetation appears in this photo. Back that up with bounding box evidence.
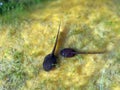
[0,0,120,90]
[0,0,46,14]
[0,49,40,90]
[0,0,50,25]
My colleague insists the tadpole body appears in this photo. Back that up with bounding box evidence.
[60,48,105,58]
[43,23,61,71]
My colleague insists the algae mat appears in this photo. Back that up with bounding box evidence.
[0,0,120,90]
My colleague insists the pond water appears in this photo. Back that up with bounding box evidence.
[0,0,120,90]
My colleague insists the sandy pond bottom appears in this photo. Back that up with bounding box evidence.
[0,0,120,90]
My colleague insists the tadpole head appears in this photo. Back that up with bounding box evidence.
[60,48,76,58]
[43,54,57,71]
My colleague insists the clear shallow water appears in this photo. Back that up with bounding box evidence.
[0,0,120,90]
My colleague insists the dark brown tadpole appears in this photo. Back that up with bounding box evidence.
[43,23,61,71]
[60,48,105,58]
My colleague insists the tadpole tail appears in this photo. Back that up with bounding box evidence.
[76,51,106,54]
[52,22,61,55]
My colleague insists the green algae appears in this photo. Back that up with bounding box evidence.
[0,0,120,90]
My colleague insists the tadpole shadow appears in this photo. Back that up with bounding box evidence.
[55,23,70,56]
[54,23,71,68]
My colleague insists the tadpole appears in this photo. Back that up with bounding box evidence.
[60,48,105,58]
[43,23,61,71]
